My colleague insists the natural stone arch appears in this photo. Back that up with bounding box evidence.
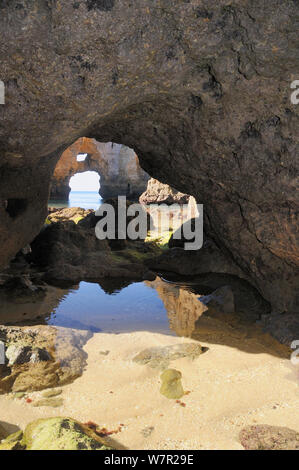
[0,1,298,313]
[50,137,149,200]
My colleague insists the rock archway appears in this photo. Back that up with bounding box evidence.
[50,137,149,200]
[0,1,298,313]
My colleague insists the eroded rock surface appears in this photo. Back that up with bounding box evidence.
[239,425,299,450]
[0,1,298,313]
[140,178,190,205]
[0,325,92,394]
[133,343,204,370]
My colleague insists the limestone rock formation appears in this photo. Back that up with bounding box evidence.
[50,138,149,200]
[140,178,190,205]
[0,1,298,313]
[0,325,92,394]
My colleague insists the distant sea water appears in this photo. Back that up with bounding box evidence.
[49,191,102,211]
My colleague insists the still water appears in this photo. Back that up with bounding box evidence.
[49,191,102,211]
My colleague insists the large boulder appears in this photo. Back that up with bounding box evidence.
[140,178,190,205]
[0,325,92,394]
[0,418,113,450]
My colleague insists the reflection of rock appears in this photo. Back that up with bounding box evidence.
[133,343,204,370]
[148,276,273,345]
[140,179,190,205]
[50,138,149,200]
[160,369,184,400]
[239,425,299,451]
[0,325,92,394]
[0,418,113,451]
[198,286,235,314]
[0,276,75,326]
[148,278,208,337]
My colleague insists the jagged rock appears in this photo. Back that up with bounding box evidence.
[0,325,92,394]
[30,207,155,283]
[50,138,149,200]
[239,425,299,450]
[0,1,298,314]
[147,241,247,279]
[0,418,113,451]
[160,369,184,399]
[140,178,190,205]
[47,207,93,224]
[5,344,51,366]
[5,345,32,365]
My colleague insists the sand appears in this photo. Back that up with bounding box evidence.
[0,330,298,450]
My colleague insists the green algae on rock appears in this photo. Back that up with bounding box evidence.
[160,369,184,400]
[0,418,113,451]
[134,343,204,370]
[0,430,24,450]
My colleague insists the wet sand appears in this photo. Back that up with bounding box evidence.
[0,330,298,450]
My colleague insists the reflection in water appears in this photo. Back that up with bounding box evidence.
[0,271,286,359]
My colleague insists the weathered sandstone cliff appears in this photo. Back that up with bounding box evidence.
[50,138,149,200]
[0,1,298,312]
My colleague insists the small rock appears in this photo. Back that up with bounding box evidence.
[141,426,155,438]
[133,343,204,370]
[99,350,110,356]
[32,397,64,408]
[160,369,184,399]
[6,345,32,365]
[41,388,62,398]
[13,392,26,399]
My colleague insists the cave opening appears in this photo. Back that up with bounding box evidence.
[49,137,150,206]
[68,170,102,210]
[5,198,28,219]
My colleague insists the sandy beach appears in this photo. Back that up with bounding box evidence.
[0,329,298,450]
